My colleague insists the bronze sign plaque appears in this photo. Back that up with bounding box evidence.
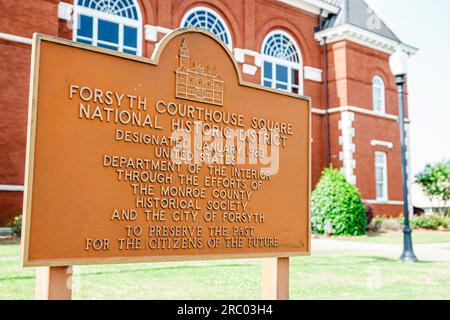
[21,29,311,267]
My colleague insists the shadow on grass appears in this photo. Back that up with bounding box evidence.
[351,255,434,264]
[292,254,400,266]
[79,263,259,278]
[0,263,260,282]
[0,274,35,281]
[293,254,435,266]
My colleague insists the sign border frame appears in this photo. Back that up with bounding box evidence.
[20,28,312,267]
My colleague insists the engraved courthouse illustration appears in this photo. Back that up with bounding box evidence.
[175,39,224,106]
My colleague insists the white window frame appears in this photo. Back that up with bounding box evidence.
[375,151,388,201]
[72,1,143,56]
[261,30,303,95]
[180,6,233,49]
[372,75,386,113]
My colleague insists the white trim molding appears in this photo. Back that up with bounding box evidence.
[278,0,340,17]
[304,66,322,82]
[315,24,419,56]
[311,107,325,114]
[234,48,246,63]
[0,185,24,192]
[233,48,262,67]
[144,25,173,42]
[0,32,32,45]
[339,111,356,185]
[58,2,73,21]
[364,199,403,206]
[371,140,393,149]
[243,64,257,76]
[311,105,410,122]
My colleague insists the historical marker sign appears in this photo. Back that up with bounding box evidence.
[21,29,311,267]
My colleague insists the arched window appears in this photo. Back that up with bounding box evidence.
[261,31,303,95]
[372,76,386,113]
[73,0,142,55]
[180,7,232,48]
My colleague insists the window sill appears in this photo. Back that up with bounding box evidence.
[364,199,404,205]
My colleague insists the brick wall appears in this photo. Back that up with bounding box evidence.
[326,40,408,216]
[0,0,409,224]
[0,40,31,225]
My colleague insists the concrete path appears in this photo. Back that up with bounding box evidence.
[1,239,449,263]
[312,238,450,262]
[0,256,17,262]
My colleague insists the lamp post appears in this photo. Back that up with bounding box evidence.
[389,48,418,262]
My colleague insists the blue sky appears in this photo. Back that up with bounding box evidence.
[364,0,450,175]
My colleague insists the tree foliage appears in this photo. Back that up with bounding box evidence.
[311,168,367,236]
[415,159,450,215]
[7,215,22,237]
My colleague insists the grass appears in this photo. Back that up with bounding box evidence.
[335,230,450,244]
[1,253,449,300]
[1,236,450,300]
[0,243,20,257]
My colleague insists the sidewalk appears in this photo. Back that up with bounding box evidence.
[312,238,450,262]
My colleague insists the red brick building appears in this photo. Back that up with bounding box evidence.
[0,0,417,225]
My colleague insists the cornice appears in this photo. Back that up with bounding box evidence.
[315,24,419,55]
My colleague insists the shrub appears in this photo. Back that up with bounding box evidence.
[7,215,22,237]
[399,214,450,230]
[442,216,450,229]
[311,168,367,236]
[413,215,440,230]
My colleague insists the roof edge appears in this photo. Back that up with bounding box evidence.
[315,24,419,55]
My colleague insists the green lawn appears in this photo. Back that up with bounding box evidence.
[0,243,20,257]
[1,239,450,300]
[335,231,450,245]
